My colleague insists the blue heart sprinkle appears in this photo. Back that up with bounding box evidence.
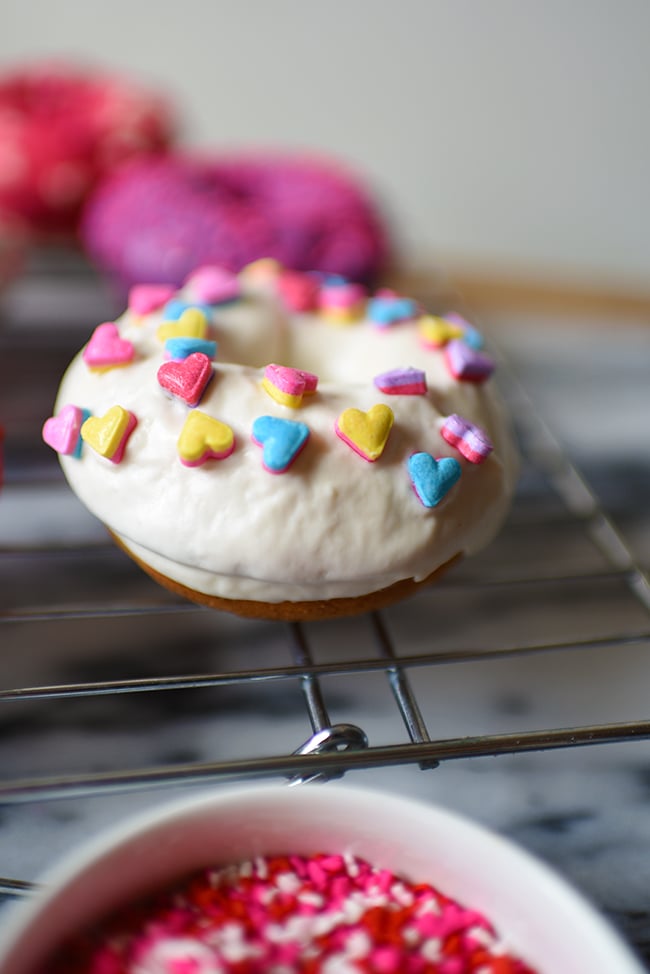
[252,416,310,473]
[407,453,461,508]
[367,296,417,327]
[460,325,485,350]
[165,337,218,360]
[161,299,213,321]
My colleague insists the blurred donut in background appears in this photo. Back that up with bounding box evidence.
[0,62,175,240]
[80,153,391,290]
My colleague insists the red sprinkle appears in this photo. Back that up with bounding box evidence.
[41,853,539,974]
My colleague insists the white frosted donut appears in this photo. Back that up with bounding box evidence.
[44,263,518,620]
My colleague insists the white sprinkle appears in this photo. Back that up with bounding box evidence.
[215,922,245,944]
[466,925,497,948]
[132,936,223,974]
[338,896,365,924]
[402,925,421,946]
[342,929,372,958]
[218,939,263,964]
[416,896,442,915]
[322,953,361,974]
[298,890,325,908]
[275,871,302,894]
[257,886,278,904]
[420,937,443,962]
[264,915,315,944]
[390,881,415,907]
[254,856,268,879]
[312,911,347,937]
[343,851,360,877]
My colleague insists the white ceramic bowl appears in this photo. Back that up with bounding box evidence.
[0,783,644,974]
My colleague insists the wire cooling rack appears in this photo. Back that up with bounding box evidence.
[1,253,650,906]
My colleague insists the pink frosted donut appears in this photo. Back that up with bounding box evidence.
[0,62,175,238]
[80,153,390,289]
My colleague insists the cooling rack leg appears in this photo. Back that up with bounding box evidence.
[370,612,439,770]
[287,623,369,783]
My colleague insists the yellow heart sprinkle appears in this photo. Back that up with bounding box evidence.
[81,406,132,459]
[157,308,208,343]
[336,404,394,461]
[418,314,464,348]
[177,410,234,465]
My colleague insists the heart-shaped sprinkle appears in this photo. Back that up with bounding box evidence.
[407,453,462,508]
[367,291,418,328]
[81,406,137,463]
[251,416,310,473]
[335,404,394,462]
[164,337,217,361]
[418,314,465,349]
[177,410,235,466]
[374,367,427,396]
[276,271,320,312]
[239,257,283,284]
[318,281,367,323]
[128,284,176,316]
[185,266,241,305]
[157,353,214,407]
[157,308,209,343]
[42,404,90,457]
[262,364,319,408]
[443,312,485,350]
[160,299,213,322]
[83,323,134,371]
[441,414,493,464]
[445,339,495,383]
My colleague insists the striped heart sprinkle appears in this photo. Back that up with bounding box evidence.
[444,340,495,383]
[80,406,137,464]
[177,411,235,466]
[441,414,493,464]
[157,308,209,343]
[262,364,319,409]
[83,323,134,372]
[335,404,394,462]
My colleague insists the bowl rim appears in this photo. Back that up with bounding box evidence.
[0,781,644,974]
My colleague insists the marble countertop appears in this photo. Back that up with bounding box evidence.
[1,255,649,967]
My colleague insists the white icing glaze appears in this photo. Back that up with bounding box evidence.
[54,271,518,605]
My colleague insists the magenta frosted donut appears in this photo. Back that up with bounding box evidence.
[0,62,175,238]
[80,153,390,289]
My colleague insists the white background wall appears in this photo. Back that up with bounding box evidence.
[3,0,649,286]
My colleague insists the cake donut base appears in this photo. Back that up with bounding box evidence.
[111,532,461,622]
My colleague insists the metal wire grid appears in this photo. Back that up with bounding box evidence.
[1,267,650,899]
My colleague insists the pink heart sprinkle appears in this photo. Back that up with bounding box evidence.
[83,323,134,369]
[185,265,240,304]
[157,353,214,407]
[276,271,320,312]
[128,284,176,316]
[264,364,318,396]
[42,404,84,456]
